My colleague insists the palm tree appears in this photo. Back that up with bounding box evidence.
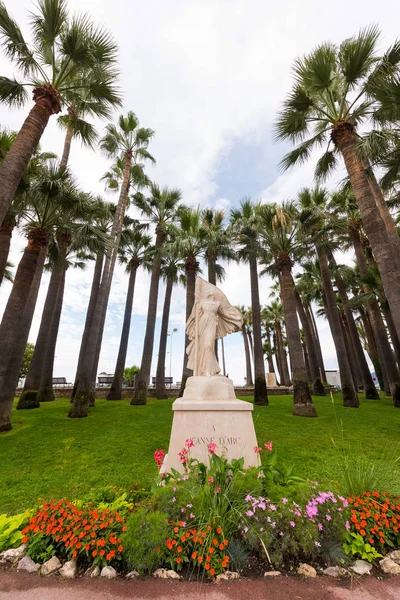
[259,201,317,416]
[260,307,277,379]
[107,229,152,400]
[265,301,291,387]
[169,208,207,396]
[131,185,183,405]
[275,27,400,339]
[0,0,121,224]
[0,162,84,431]
[230,199,268,405]
[237,306,254,386]
[298,188,359,407]
[155,252,184,399]
[70,114,155,417]
[202,208,236,285]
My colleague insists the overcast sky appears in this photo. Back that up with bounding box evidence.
[1,0,398,385]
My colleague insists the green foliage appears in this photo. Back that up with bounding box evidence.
[26,535,55,563]
[19,343,35,379]
[122,508,169,574]
[16,390,39,410]
[0,511,31,552]
[343,532,383,562]
[123,366,139,385]
[227,537,250,572]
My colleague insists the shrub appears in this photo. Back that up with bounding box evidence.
[122,508,170,574]
[347,491,400,554]
[16,390,39,410]
[22,499,126,567]
[0,511,31,552]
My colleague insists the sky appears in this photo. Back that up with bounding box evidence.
[0,0,398,386]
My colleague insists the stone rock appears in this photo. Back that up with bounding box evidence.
[264,570,281,577]
[101,566,118,579]
[388,550,400,565]
[17,556,40,574]
[350,559,372,575]
[152,568,182,580]
[126,570,140,579]
[59,560,77,579]
[85,564,100,578]
[297,563,317,578]
[40,556,61,576]
[379,557,400,575]
[216,571,240,581]
[0,545,26,564]
[323,566,350,577]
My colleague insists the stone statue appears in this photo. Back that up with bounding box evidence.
[186,277,243,377]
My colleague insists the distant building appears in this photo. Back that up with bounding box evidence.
[325,370,341,389]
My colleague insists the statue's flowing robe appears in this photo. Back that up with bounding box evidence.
[186,277,242,376]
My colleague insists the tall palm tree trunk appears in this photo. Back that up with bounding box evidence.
[327,249,378,398]
[0,214,16,286]
[317,247,359,407]
[358,305,384,390]
[0,95,59,225]
[351,228,400,406]
[72,251,104,399]
[306,304,326,382]
[37,269,66,403]
[295,287,325,395]
[303,341,312,382]
[247,329,254,360]
[249,256,268,405]
[60,127,73,169]
[0,238,48,431]
[275,322,291,386]
[340,312,362,389]
[23,267,62,392]
[132,228,164,406]
[382,305,400,368]
[335,126,400,339]
[179,260,197,397]
[107,264,138,400]
[70,151,132,417]
[155,278,174,399]
[242,324,253,386]
[279,261,316,416]
[265,323,276,376]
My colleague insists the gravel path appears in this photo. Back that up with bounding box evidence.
[1,571,399,600]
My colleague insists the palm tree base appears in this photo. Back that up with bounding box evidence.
[0,416,12,431]
[68,395,89,418]
[312,378,326,396]
[364,384,380,400]
[155,390,168,399]
[390,382,400,407]
[37,388,55,403]
[88,390,95,407]
[342,385,359,408]
[106,388,122,400]
[254,377,269,406]
[16,390,40,410]
[130,387,147,405]
[293,402,317,417]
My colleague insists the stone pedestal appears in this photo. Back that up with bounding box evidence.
[161,375,260,473]
[266,373,277,387]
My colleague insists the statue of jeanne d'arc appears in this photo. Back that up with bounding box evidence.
[185,276,243,378]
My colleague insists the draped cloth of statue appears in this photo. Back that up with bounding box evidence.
[186,277,243,377]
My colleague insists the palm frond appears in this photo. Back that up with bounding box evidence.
[279,130,328,171]
[0,76,28,106]
[293,43,337,93]
[0,2,38,76]
[339,25,380,88]
[314,149,338,181]
[30,0,68,49]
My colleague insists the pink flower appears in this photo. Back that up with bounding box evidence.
[185,438,195,448]
[253,446,262,453]
[264,441,273,453]
[345,521,350,531]
[208,476,214,484]
[282,498,288,504]
[215,485,221,494]
[178,447,189,464]
[289,521,295,528]
[207,442,218,454]
[154,449,165,468]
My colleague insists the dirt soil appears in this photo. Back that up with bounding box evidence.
[0,571,399,600]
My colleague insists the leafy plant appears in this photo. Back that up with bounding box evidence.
[348,491,400,552]
[26,535,55,563]
[122,508,169,574]
[343,532,383,561]
[0,511,31,552]
[227,538,250,572]
[16,390,39,410]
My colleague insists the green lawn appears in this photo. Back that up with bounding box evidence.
[0,394,399,515]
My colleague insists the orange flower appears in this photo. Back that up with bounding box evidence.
[177,546,182,553]
[209,548,215,554]
[212,538,218,546]
[176,557,181,564]
[210,568,215,576]
[100,550,105,557]
[205,564,210,570]
[72,550,77,558]
[85,544,90,550]
[21,536,28,544]
[92,550,98,557]
[118,545,123,552]
[198,556,203,563]
[192,552,197,560]
[360,529,366,536]
[217,527,222,534]
[219,544,224,550]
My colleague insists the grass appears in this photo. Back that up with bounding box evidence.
[0,393,399,514]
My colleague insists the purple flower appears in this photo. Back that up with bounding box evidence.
[243,526,249,533]
[181,508,185,513]
[186,504,193,508]
[314,541,321,547]
[246,510,254,517]
[318,523,323,531]
[345,521,350,531]
[172,497,176,503]
[182,521,186,527]
[326,515,332,521]
[270,504,277,511]
[279,532,284,537]
[290,521,295,528]
[190,513,195,519]
[282,498,288,504]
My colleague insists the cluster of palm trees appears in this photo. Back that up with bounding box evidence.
[0,4,399,431]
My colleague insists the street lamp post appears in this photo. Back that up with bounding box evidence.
[168,328,178,380]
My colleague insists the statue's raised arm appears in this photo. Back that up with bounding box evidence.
[186,276,243,377]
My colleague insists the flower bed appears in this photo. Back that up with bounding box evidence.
[1,441,399,581]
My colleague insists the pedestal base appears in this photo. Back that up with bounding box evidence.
[161,375,260,473]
